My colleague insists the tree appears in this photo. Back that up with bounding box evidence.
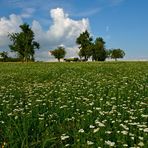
[8,23,40,62]
[50,46,66,62]
[76,30,93,61]
[92,37,107,61]
[0,51,8,62]
[111,49,125,61]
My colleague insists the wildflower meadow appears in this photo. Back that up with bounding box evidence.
[0,62,148,147]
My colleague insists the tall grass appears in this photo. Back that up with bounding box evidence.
[0,62,148,147]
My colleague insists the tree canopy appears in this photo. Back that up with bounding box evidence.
[92,37,106,61]
[8,23,40,62]
[50,46,66,62]
[76,30,107,61]
[111,49,125,61]
[76,30,93,61]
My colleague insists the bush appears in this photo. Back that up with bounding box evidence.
[64,58,79,62]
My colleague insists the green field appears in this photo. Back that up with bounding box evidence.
[0,62,148,147]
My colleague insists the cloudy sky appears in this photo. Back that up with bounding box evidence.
[0,0,148,61]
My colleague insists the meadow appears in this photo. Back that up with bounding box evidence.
[0,62,148,147]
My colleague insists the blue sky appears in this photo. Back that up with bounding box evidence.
[0,0,148,60]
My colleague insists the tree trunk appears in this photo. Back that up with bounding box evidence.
[23,56,28,62]
[23,57,26,62]
[84,55,87,61]
[58,58,60,62]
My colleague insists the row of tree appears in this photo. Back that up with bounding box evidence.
[50,30,125,62]
[0,23,125,62]
[107,48,125,61]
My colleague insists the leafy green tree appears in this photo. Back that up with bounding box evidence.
[92,37,107,61]
[0,51,8,62]
[8,23,40,62]
[76,30,93,61]
[50,46,66,62]
[111,49,125,61]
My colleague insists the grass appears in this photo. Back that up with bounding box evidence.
[0,62,148,147]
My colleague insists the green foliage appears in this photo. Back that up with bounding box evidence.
[76,31,107,61]
[0,57,22,62]
[111,49,125,60]
[76,30,93,61]
[0,51,23,62]
[64,57,79,62]
[8,23,40,62]
[0,51,8,62]
[0,62,148,147]
[50,46,66,62]
[92,37,106,61]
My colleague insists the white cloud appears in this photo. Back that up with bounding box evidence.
[0,14,22,36]
[105,26,111,40]
[20,8,35,18]
[0,14,22,49]
[0,8,89,61]
[32,8,89,61]
[72,8,101,17]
